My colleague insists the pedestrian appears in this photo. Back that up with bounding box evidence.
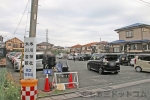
[47,53,56,75]
[73,54,76,62]
[42,50,48,69]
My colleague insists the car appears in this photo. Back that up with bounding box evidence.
[68,54,73,60]
[11,53,22,65]
[77,54,91,61]
[118,54,129,66]
[134,54,150,72]
[9,52,21,62]
[87,53,120,75]
[8,52,17,61]
[14,52,44,71]
[127,54,136,66]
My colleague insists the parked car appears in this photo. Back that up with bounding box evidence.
[11,53,22,65]
[13,53,22,66]
[118,54,129,66]
[127,54,136,66]
[8,52,17,61]
[77,54,91,61]
[68,54,73,60]
[87,53,120,75]
[134,54,150,72]
[14,52,44,71]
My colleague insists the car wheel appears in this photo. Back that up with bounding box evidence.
[135,66,142,72]
[87,65,91,70]
[114,72,118,74]
[99,68,103,75]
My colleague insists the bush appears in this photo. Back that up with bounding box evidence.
[0,68,21,100]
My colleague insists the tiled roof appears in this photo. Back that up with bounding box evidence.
[71,44,82,48]
[115,23,150,31]
[37,42,53,46]
[82,42,98,47]
[5,37,23,43]
[109,39,150,44]
[95,41,108,45]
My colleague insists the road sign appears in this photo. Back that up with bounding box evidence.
[24,37,36,79]
[43,69,52,75]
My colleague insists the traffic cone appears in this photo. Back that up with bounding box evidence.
[67,73,75,89]
[43,74,50,92]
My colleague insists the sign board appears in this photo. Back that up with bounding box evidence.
[43,69,52,75]
[24,37,36,79]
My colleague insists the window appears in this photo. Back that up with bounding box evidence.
[142,56,150,61]
[13,44,18,48]
[8,43,11,46]
[114,47,120,53]
[20,43,23,48]
[126,31,133,38]
[142,45,147,50]
[130,44,137,50]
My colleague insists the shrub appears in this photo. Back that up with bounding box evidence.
[0,68,21,100]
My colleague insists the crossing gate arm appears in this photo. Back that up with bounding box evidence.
[52,72,79,88]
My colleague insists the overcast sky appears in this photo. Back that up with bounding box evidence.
[0,0,150,47]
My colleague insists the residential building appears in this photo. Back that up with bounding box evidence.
[53,46,64,50]
[64,47,71,53]
[5,37,24,51]
[95,41,108,53]
[70,44,82,53]
[81,42,98,54]
[109,23,150,53]
[37,42,54,50]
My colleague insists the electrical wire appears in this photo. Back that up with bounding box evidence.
[11,0,30,38]
[24,0,31,38]
[139,0,150,5]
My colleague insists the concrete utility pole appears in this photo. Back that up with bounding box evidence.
[99,38,101,53]
[29,0,39,37]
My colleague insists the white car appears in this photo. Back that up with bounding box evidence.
[14,52,44,71]
[130,58,135,66]
[68,55,73,60]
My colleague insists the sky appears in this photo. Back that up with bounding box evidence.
[0,0,150,47]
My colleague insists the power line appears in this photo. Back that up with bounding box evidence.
[24,0,31,38]
[12,0,30,38]
[139,0,150,5]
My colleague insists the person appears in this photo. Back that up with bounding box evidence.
[47,53,56,75]
[56,61,63,73]
[61,56,69,77]
[73,54,76,62]
[42,51,48,69]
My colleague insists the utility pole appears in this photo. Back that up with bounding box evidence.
[99,38,101,53]
[46,29,48,49]
[29,0,39,37]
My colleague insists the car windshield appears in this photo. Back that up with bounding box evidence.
[105,55,118,61]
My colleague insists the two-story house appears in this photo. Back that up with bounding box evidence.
[5,37,24,51]
[95,41,108,53]
[70,44,82,53]
[81,42,98,54]
[109,23,150,53]
[37,42,54,50]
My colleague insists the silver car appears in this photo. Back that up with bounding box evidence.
[14,52,44,71]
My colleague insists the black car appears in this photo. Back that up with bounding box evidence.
[118,54,129,66]
[77,54,91,61]
[87,53,120,75]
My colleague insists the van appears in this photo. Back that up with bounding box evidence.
[14,52,44,71]
[134,54,150,72]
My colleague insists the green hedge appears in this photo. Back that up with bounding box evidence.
[0,68,21,100]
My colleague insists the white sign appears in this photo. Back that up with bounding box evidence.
[24,37,36,79]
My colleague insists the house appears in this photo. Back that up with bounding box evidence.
[53,46,64,50]
[5,37,24,51]
[95,41,108,53]
[37,42,54,50]
[81,42,98,54]
[70,44,82,53]
[109,23,150,53]
[64,47,71,53]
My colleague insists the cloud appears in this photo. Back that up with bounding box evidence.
[0,0,150,46]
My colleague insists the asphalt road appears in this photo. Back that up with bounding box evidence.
[6,58,150,95]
